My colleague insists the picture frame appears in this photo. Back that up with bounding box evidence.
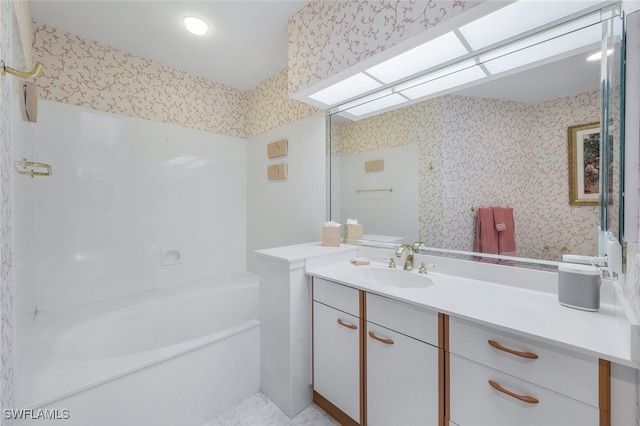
[568,122,600,205]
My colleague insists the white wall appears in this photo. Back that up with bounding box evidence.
[337,144,419,242]
[246,113,326,273]
[32,100,247,311]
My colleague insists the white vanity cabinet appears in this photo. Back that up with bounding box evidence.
[366,293,440,426]
[448,317,603,426]
[312,277,442,426]
[312,278,362,425]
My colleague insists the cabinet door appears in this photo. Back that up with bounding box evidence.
[313,301,360,423]
[367,323,439,426]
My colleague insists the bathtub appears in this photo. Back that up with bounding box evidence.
[16,274,260,426]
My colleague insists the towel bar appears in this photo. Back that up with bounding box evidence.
[14,158,52,177]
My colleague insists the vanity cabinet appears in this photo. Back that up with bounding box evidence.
[312,278,616,426]
[448,317,603,426]
[366,293,440,426]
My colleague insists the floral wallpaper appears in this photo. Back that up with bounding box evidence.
[13,0,32,70]
[1,0,17,421]
[288,0,480,95]
[245,68,320,138]
[332,91,601,261]
[624,243,640,322]
[32,24,248,139]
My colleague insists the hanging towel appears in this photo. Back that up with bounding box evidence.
[493,206,516,255]
[493,207,506,232]
[474,207,499,254]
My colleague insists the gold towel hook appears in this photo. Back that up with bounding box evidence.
[1,60,44,79]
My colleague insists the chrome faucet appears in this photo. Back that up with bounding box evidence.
[395,244,414,271]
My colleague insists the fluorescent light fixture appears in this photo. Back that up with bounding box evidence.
[395,59,478,92]
[481,21,601,75]
[398,65,487,100]
[587,49,614,62]
[458,0,601,50]
[183,16,210,35]
[308,73,383,105]
[366,32,469,84]
[336,89,394,113]
[345,93,408,117]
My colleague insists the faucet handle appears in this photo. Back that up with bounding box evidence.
[382,257,397,269]
[418,262,435,274]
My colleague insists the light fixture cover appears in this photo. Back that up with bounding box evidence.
[399,65,487,100]
[458,0,601,50]
[344,93,408,117]
[366,32,469,84]
[308,73,382,105]
[183,16,210,35]
[481,22,601,75]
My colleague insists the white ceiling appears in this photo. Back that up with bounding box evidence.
[30,0,313,91]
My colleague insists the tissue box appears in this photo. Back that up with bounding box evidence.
[345,224,363,245]
[322,226,341,247]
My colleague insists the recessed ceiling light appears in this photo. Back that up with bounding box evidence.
[586,49,614,62]
[183,16,210,36]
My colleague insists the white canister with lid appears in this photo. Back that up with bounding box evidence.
[557,263,601,311]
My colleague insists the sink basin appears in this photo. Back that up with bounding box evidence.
[344,267,433,288]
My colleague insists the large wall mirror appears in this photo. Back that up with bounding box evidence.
[329,5,624,263]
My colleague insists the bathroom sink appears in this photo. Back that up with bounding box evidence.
[344,267,433,288]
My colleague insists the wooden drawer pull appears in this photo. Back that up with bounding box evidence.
[368,331,394,345]
[337,318,357,330]
[488,380,539,404]
[488,340,539,359]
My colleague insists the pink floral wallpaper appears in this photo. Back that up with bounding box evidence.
[33,24,248,139]
[1,0,16,418]
[245,68,320,138]
[288,0,479,95]
[332,91,601,261]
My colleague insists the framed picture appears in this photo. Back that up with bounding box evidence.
[568,122,600,205]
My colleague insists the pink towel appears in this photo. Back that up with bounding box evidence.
[474,207,499,254]
[493,208,506,232]
[493,207,515,255]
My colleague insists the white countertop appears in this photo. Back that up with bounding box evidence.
[307,260,637,368]
[255,242,358,263]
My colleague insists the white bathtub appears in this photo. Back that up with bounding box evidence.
[17,274,260,426]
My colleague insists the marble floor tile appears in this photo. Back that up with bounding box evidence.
[203,393,339,426]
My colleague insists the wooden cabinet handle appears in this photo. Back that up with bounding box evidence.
[337,318,357,330]
[368,331,394,345]
[488,340,539,360]
[488,380,539,404]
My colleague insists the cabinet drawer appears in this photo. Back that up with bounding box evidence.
[366,293,439,346]
[449,354,599,426]
[313,278,360,317]
[448,317,598,406]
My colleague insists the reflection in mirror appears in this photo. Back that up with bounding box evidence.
[329,8,623,262]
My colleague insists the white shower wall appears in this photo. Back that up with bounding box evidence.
[32,100,248,312]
